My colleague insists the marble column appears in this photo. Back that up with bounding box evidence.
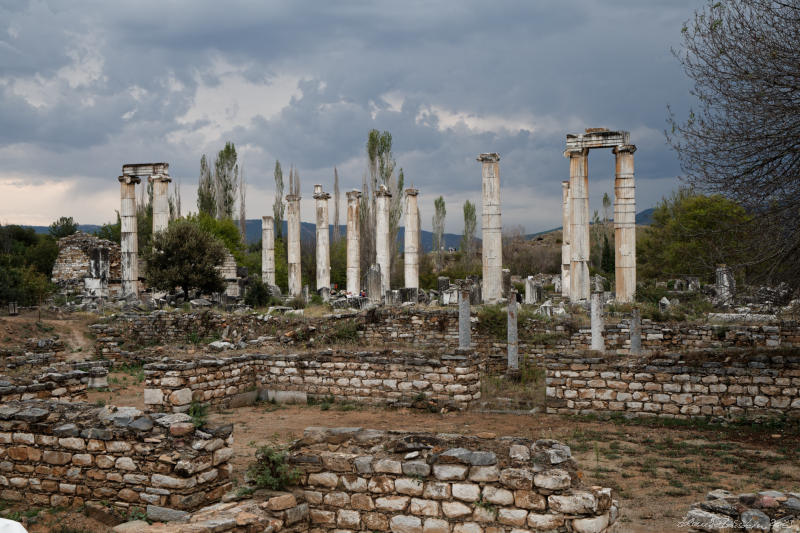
[613,144,637,303]
[566,148,590,302]
[561,180,571,298]
[507,290,518,371]
[346,190,362,295]
[286,194,302,298]
[119,175,141,297]
[591,292,604,352]
[404,188,420,289]
[458,288,471,350]
[149,174,172,234]
[313,185,331,298]
[262,216,275,286]
[375,185,392,297]
[478,153,502,303]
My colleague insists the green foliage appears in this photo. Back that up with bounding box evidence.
[246,445,300,490]
[327,319,361,344]
[215,142,239,219]
[477,305,507,340]
[94,212,121,244]
[197,154,216,217]
[273,160,284,240]
[639,189,751,282]
[245,280,278,307]
[461,200,477,268]
[0,225,57,305]
[600,233,614,275]
[432,196,446,269]
[25,235,58,278]
[48,216,78,239]
[144,218,227,295]
[188,402,208,428]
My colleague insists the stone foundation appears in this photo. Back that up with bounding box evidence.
[0,400,234,512]
[143,350,481,413]
[290,426,618,532]
[682,489,800,531]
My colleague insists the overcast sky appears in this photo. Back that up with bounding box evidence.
[0,0,701,233]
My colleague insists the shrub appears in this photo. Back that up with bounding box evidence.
[247,445,300,490]
[477,305,507,340]
[189,401,208,428]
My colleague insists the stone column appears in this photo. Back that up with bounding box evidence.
[119,175,141,297]
[479,153,503,303]
[286,194,302,298]
[507,290,519,372]
[566,148,590,302]
[346,190,362,295]
[561,180,571,298]
[591,292,604,352]
[630,306,642,356]
[458,288,471,350]
[404,188,420,289]
[613,144,637,303]
[149,174,172,234]
[313,185,331,298]
[375,185,392,297]
[716,264,735,305]
[262,216,275,286]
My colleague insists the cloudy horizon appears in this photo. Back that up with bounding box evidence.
[0,0,701,234]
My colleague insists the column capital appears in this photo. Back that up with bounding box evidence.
[346,189,362,201]
[118,175,141,185]
[262,215,273,223]
[313,184,331,200]
[477,152,500,163]
[612,144,636,155]
[561,180,570,189]
[286,194,301,202]
[376,184,392,198]
[563,147,588,159]
[404,188,419,196]
[148,174,172,184]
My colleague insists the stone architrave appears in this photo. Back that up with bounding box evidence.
[149,174,172,234]
[286,194,302,298]
[613,144,636,302]
[478,153,502,303]
[313,185,331,299]
[507,290,519,372]
[404,188,420,289]
[561,181,571,298]
[262,216,275,286]
[119,175,141,297]
[375,185,392,297]
[591,292,604,352]
[346,190,362,295]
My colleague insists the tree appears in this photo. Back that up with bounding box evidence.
[432,196,446,270]
[333,167,341,242]
[214,142,238,219]
[239,164,247,244]
[94,213,121,244]
[48,217,78,239]
[144,219,227,295]
[461,200,477,268]
[667,0,800,286]
[600,233,614,275]
[273,160,284,240]
[197,154,216,217]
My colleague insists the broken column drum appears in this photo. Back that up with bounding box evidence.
[118,175,140,298]
[561,180,571,298]
[375,185,392,297]
[564,130,636,303]
[404,188,420,290]
[313,185,331,296]
[262,216,275,286]
[346,190,362,295]
[479,153,503,303]
[286,194,302,298]
[149,173,172,234]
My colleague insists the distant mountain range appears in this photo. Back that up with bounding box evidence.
[24,207,656,253]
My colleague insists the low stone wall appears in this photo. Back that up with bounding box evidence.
[545,350,800,420]
[0,400,234,512]
[143,350,481,412]
[290,426,618,533]
[682,489,800,531]
[0,364,109,404]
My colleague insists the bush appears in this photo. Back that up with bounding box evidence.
[188,402,208,428]
[477,305,507,340]
[245,280,272,307]
[246,445,300,490]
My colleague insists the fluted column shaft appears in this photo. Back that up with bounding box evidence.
[614,144,636,303]
[346,190,362,295]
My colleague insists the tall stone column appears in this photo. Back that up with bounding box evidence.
[613,144,637,303]
[262,216,275,286]
[313,185,331,297]
[458,288,471,350]
[566,148,590,302]
[375,185,392,297]
[149,174,172,234]
[119,175,141,297]
[479,153,502,303]
[561,181,571,298]
[630,306,642,356]
[346,190,362,295]
[591,292,604,352]
[404,188,420,289]
[286,194,302,298]
[507,290,519,372]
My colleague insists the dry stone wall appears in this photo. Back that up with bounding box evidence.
[0,363,109,404]
[290,426,618,533]
[51,231,121,289]
[545,350,800,420]
[0,400,234,512]
[143,350,481,412]
[682,488,800,531]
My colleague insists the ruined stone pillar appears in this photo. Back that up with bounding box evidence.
[149,174,172,234]
[613,144,637,303]
[286,194,302,298]
[561,180,571,298]
[479,153,502,303]
[313,185,331,298]
[262,216,275,286]
[404,188,420,289]
[375,185,392,297]
[507,290,519,372]
[716,264,735,305]
[630,306,642,356]
[346,190,362,295]
[119,175,141,297]
[566,148,590,302]
[459,288,471,350]
[591,292,604,352]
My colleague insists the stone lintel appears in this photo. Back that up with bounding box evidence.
[477,152,500,163]
[404,188,419,196]
[118,175,141,185]
[566,130,630,150]
[122,162,170,178]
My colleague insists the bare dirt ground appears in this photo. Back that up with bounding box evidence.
[0,310,96,358]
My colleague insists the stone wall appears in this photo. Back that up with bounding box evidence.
[290,426,618,533]
[143,350,481,412]
[51,231,121,289]
[0,363,109,404]
[0,400,234,512]
[545,350,800,420]
[682,489,800,531]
